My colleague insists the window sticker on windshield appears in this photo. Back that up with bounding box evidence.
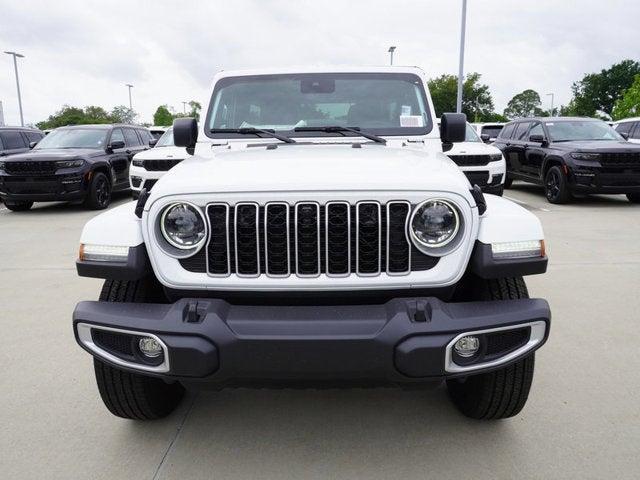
[400,115,424,127]
[546,123,554,126]
[401,105,412,116]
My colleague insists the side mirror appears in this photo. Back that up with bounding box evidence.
[620,132,629,141]
[529,134,546,144]
[440,113,467,147]
[149,138,158,147]
[480,133,490,143]
[29,141,38,149]
[107,140,125,152]
[173,117,198,152]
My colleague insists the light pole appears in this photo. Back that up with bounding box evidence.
[388,46,396,66]
[456,0,468,114]
[4,51,25,126]
[182,101,188,114]
[125,84,134,110]
[546,93,555,116]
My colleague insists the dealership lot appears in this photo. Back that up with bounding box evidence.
[1,185,639,479]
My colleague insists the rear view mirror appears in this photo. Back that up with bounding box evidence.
[29,141,38,149]
[529,134,546,144]
[173,118,198,153]
[440,113,467,145]
[620,132,629,141]
[149,138,158,147]
[480,133,490,142]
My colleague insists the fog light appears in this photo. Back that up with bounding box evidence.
[138,337,163,358]
[454,335,480,358]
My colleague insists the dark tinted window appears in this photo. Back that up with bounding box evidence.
[529,123,544,137]
[514,122,532,140]
[631,122,640,139]
[614,122,634,135]
[123,128,141,146]
[110,128,125,145]
[500,123,516,139]
[0,130,27,149]
[136,129,152,144]
[25,131,43,143]
[0,136,4,149]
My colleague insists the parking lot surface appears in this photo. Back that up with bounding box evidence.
[1,185,639,480]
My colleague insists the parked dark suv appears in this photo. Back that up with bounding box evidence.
[493,117,640,204]
[0,126,45,157]
[0,124,153,211]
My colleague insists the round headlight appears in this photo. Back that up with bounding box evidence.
[160,202,206,249]
[410,199,460,248]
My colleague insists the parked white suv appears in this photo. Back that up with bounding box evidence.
[129,127,190,198]
[612,117,640,144]
[443,122,506,196]
[73,67,550,421]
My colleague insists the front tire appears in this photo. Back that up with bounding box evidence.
[627,193,640,203]
[4,201,33,211]
[544,165,572,204]
[447,277,536,419]
[92,278,184,420]
[84,172,112,210]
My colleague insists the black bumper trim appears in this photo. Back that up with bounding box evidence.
[72,296,550,385]
[470,242,548,279]
[76,244,151,281]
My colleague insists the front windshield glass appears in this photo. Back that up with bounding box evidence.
[155,128,174,147]
[207,73,432,138]
[545,120,623,142]
[34,128,108,149]
[465,123,482,142]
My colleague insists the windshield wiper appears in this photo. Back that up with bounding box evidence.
[210,128,296,144]
[294,126,386,144]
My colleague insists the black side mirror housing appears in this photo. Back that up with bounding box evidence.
[620,132,629,141]
[529,134,546,144]
[440,113,467,145]
[29,141,38,149]
[107,140,125,152]
[480,133,490,143]
[174,118,198,154]
[149,138,158,147]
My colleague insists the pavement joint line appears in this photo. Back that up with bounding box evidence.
[152,393,199,480]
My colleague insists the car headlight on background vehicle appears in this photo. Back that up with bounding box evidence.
[409,199,460,250]
[160,202,207,250]
[489,153,503,161]
[0,161,5,171]
[132,158,144,167]
[56,159,85,168]
[570,152,600,161]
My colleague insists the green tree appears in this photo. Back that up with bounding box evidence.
[503,89,547,119]
[428,72,495,122]
[36,105,113,129]
[569,59,640,118]
[153,105,174,126]
[188,100,201,121]
[110,105,137,124]
[612,74,640,120]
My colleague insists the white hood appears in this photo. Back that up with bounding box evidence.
[150,143,472,196]
[446,140,502,156]
[132,146,190,161]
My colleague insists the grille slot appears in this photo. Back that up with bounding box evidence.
[295,203,321,276]
[182,201,440,277]
[207,204,230,276]
[265,203,290,276]
[356,202,381,275]
[235,203,260,276]
[143,159,182,171]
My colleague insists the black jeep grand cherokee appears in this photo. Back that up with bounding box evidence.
[493,117,640,204]
[0,124,152,211]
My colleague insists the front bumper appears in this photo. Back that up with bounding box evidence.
[0,171,88,201]
[73,296,550,386]
[569,164,640,194]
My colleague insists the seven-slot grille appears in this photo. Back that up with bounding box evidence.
[179,201,438,277]
[598,152,640,169]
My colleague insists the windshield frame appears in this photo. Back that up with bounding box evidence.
[544,120,624,143]
[204,72,433,140]
[33,127,109,150]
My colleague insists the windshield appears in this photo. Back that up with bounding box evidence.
[206,73,432,138]
[545,120,623,142]
[34,128,108,149]
[155,128,174,147]
[465,123,482,142]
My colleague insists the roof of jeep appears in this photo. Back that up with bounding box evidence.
[214,65,426,78]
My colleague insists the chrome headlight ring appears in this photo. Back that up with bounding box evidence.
[159,201,208,254]
[409,199,463,255]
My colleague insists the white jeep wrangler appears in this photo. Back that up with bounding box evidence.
[73,67,550,421]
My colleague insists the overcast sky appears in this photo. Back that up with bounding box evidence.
[1,0,639,126]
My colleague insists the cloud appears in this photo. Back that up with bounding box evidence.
[0,0,638,126]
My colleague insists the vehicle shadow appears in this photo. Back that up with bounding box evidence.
[11,191,133,215]
[508,182,635,208]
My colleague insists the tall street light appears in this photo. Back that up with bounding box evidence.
[388,46,396,66]
[182,101,188,114]
[125,84,134,110]
[456,0,468,114]
[4,51,25,126]
[546,93,555,116]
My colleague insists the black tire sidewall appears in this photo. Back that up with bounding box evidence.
[545,165,571,204]
[86,172,111,210]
